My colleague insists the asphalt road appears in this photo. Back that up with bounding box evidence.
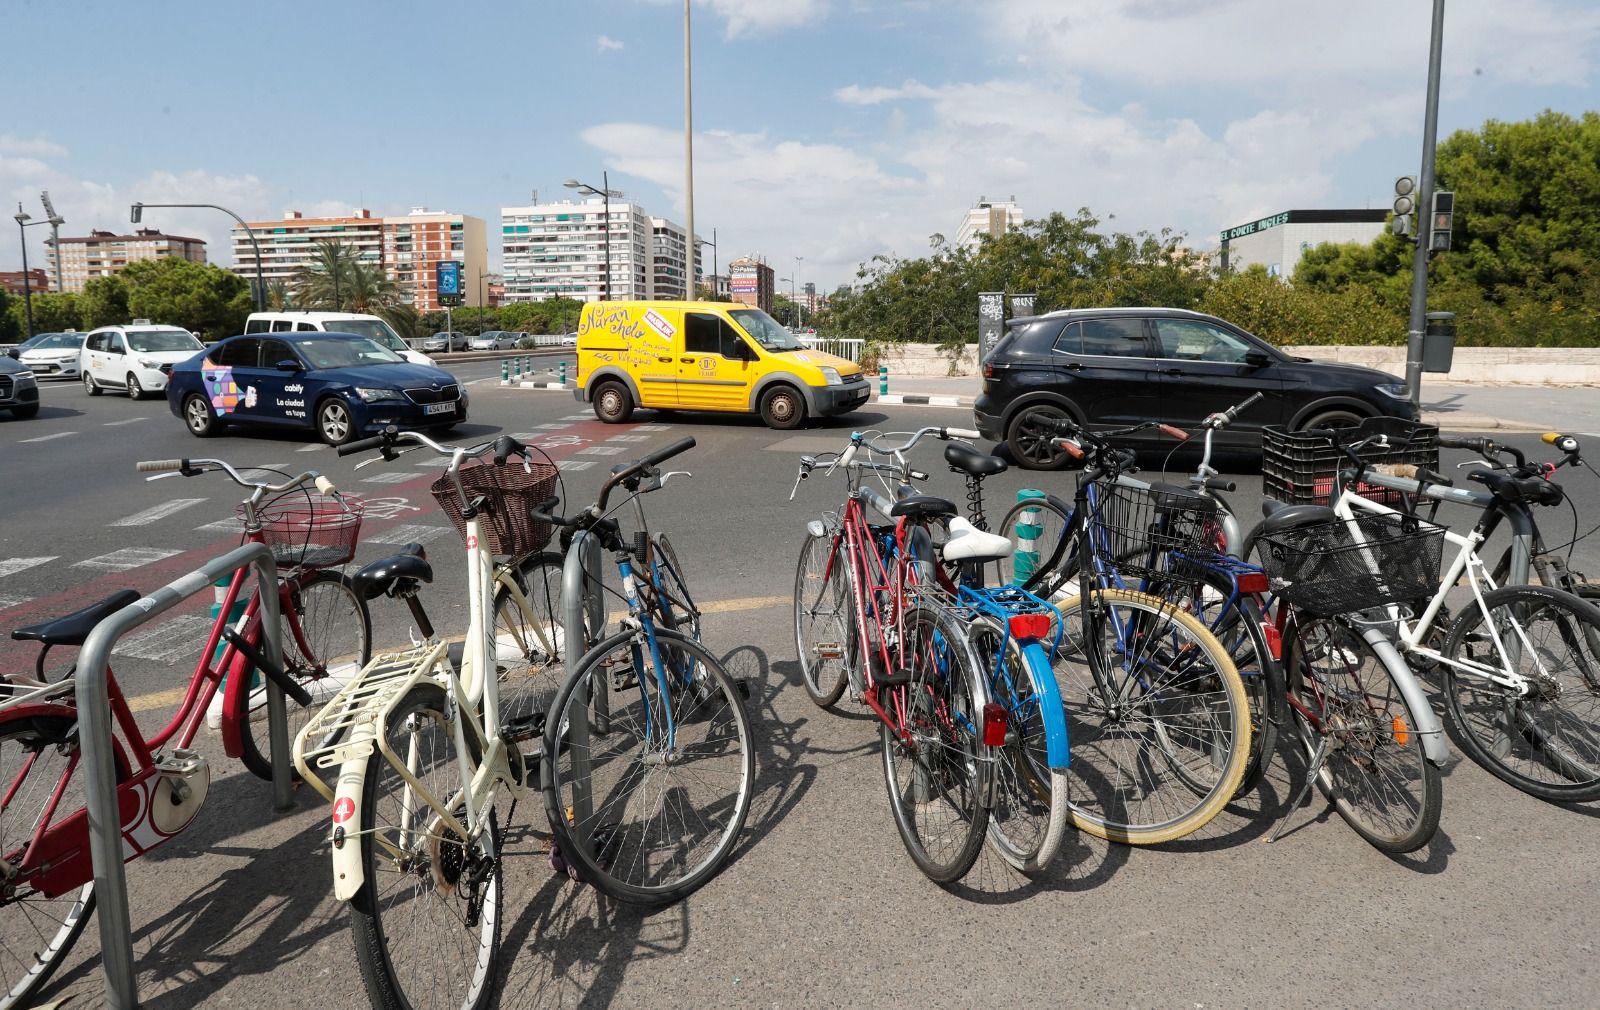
[2,363,1598,1009]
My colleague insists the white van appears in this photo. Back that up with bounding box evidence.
[243,312,433,366]
[80,322,205,399]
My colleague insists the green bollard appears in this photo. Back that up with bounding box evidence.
[879,364,888,396]
[559,361,567,386]
[1012,488,1047,584]
[500,359,509,384]
[210,575,250,674]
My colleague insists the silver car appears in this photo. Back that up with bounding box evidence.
[469,330,519,351]
[422,331,469,353]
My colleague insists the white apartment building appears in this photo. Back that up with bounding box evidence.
[231,210,386,288]
[1219,209,1388,279]
[650,217,705,301]
[955,196,1024,249]
[501,198,658,302]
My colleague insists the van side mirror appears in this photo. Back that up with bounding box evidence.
[275,359,303,372]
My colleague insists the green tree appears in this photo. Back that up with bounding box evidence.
[0,289,20,343]
[771,294,800,327]
[265,280,296,311]
[14,292,83,335]
[79,275,131,329]
[121,258,251,340]
[295,240,362,311]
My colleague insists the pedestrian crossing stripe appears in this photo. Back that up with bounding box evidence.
[75,547,183,571]
[0,557,57,579]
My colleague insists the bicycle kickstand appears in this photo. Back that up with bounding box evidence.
[1265,737,1331,844]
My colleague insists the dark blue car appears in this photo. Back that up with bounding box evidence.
[166,332,469,445]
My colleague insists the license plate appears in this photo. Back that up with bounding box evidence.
[424,402,453,415]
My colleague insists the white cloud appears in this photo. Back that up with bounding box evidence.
[645,0,829,39]
[597,34,625,52]
[0,135,67,158]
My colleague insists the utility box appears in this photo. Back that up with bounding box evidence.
[1422,311,1456,373]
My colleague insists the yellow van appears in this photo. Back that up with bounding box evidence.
[574,301,869,429]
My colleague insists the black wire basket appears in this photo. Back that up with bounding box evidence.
[1257,512,1445,617]
[431,458,559,556]
[1089,481,1219,582]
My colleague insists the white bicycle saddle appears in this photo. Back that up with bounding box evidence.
[941,516,1015,561]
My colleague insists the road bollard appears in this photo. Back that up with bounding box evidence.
[210,575,249,668]
[879,364,888,396]
[560,361,567,386]
[501,360,509,385]
[1012,489,1047,584]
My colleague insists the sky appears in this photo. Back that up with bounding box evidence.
[3,0,1599,293]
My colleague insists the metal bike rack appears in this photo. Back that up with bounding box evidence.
[75,542,292,1009]
[561,530,607,833]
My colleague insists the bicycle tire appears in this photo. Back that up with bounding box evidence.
[1050,588,1250,845]
[541,626,754,905]
[794,533,854,707]
[650,533,702,642]
[240,569,372,781]
[1283,615,1441,852]
[349,683,502,1010]
[968,614,1069,873]
[997,496,1077,599]
[880,604,992,883]
[491,550,566,740]
[1441,584,1600,801]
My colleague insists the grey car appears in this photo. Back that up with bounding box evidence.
[422,331,469,353]
[469,330,518,351]
[0,355,41,418]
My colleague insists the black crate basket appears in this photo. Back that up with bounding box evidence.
[1262,417,1439,507]
[1089,481,1219,583]
[1256,512,1445,617]
[430,459,559,556]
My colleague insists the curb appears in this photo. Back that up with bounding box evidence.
[876,393,972,407]
[1422,412,1547,433]
[429,347,573,365]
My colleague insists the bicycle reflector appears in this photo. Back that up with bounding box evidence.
[1236,571,1270,594]
[1007,613,1051,641]
[982,703,1008,747]
[1391,716,1411,747]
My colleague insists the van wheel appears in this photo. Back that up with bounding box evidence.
[83,372,102,397]
[183,394,221,437]
[760,385,806,430]
[1006,404,1072,470]
[593,382,634,423]
[127,373,145,400]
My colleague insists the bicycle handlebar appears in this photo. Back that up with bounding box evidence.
[134,457,334,497]
[594,437,695,513]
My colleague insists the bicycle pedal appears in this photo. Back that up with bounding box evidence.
[502,710,546,743]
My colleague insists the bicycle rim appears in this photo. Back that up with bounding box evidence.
[652,534,702,642]
[793,533,852,707]
[493,551,566,740]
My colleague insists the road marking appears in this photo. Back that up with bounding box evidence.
[297,444,326,452]
[103,417,149,426]
[365,524,454,545]
[575,446,624,456]
[75,547,183,571]
[128,685,190,713]
[466,377,497,385]
[196,517,242,531]
[559,460,594,471]
[699,595,788,615]
[633,424,670,432]
[0,595,30,610]
[560,414,590,420]
[362,471,419,484]
[114,614,213,662]
[110,498,208,527]
[605,435,649,443]
[0,557,57,578]
[19,431,77,443]
[529,423,567,430]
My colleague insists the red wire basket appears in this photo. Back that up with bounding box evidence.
[242,493,366,570]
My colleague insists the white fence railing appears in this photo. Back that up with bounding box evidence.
[798,336,864,362]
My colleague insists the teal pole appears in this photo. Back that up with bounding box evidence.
[1012,489,1047,584]
[878,364,888,396]
[500,359,509,384]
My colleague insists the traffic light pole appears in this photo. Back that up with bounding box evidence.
[1405,0,1447,412]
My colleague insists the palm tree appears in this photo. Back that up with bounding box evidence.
[265,280,296,311]
[295,240,361,310]
[344,260,402,313]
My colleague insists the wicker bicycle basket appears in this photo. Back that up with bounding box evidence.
[430,458,559,556]
[245,493,366,570]
[1090,481,1219,582]
[1256,512,1445,617]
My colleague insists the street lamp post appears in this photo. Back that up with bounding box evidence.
[565,175,623,301]
[780,276,798,327]
[1404,0,1448,410]
[698,228,717,299]
[684,0,695,277]
[13,204,49,340]
[794,255,805,328]
[131,201,266,312]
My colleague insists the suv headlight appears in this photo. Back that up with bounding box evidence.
[14,371,36,386]
[1376,382,1409,400]
[138,358,161,369]
[819,367,843,386]
[355,387,404,403]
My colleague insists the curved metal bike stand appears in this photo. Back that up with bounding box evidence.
[561,530,606,843]
[75,542,291,1009]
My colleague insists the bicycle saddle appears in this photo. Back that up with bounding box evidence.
[941,517,1014,561]
[353,544,433,600]
[1258,499,1337,537]
[11,589,143,647]
[889,495,959,520]
[944,443,1007,478]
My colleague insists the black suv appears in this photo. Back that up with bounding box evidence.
[974,307,1419,469]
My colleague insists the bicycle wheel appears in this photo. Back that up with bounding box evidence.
[542,626,754,904]
[650,534,701,642]
[1284,615,1441,852]
[794,533,855,707]
[0,708,129,1010]
[492,551,565,740]
[880,604,992,883]
[1441,585,1600,801]
[1050,588,1250,845]
[967,614,1068,873]
[350,684,502,1010]
[998,496,1076,598]
[240,570,372,781]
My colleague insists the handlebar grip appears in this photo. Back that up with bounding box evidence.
[314,475,338,496]
[337,434,389,457]
[944,427,981,440]
[493,434,526,466]
[1158,424,1189,441]
[642,436,696,468]
[1204,476,1236,492]
[1233,391,1265,414]
[1436,434,1472,449]
[135,459,185,473]
[1059,439,1085,461]
[1046,416,1080,435]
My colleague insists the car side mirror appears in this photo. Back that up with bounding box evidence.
[5,350,16,360]
[1244,350,1273,368]
[275,359,302,372]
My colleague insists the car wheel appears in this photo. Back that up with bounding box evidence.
[317,399,357,446]
[9,402,40,419]
[1298,408,1367,432]
[593,381,634,423]
[183,394,220,437]
[1006,404,1073,470]
[127,373,145,401]
[759,385,806,430]
[83,372,102,397]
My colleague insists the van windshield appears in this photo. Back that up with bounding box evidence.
[730,309,804,351]
[330,319,407,352]
[126,329,203,353]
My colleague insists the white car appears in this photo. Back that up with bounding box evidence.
[81,323,205,399]
[17,332,86,379]
[244,311,435,366]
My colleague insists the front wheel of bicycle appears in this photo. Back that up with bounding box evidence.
[350,683,502,1010]
[1051,588,1250,845]
[997,496,1077,599]
[1441,585,1600,801]
[793,533,854,707]
[542,627,754,905]
[1284,615,1441,853]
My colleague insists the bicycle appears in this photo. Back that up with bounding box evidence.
[535,437,755,905]
[0,461,359,1010]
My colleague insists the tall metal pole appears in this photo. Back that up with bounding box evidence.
[683,0,695,285]
[602,170,611,301]
[795,255,804,327]
[15,207,35,340]
[1405,0,1447,411]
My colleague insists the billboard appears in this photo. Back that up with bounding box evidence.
[436,260,463,297]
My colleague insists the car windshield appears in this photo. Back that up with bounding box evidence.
[30,333,83,350]
[329,319,407,351]
[293,337,404,369]
[730,309,804,351]
[126,329,203,353]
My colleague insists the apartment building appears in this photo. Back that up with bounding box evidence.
[382,208,487,311]
[728,256,775,313]
[231,210,385,289]
[954,196,1024,249]
[649,217,706,301]
[501,198,656,302]
[45,229,206,292]
[0,269,50,296]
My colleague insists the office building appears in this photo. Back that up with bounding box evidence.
[1219,209,1388,278]
[382,208,488,312]
[728,256,775,313]
[501,198,656,302]
[45,229,206,293]
[955,196,1024,249]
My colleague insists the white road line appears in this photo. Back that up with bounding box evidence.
[633,424,670,432]
[297,444,326,452]
[559,460,594,471]
[605,435,649,443]
[0,596,30,610]
[103,417,149,426]
[114,614,213,662]
[466,377,497,385]
[110,498,208,527]
[362,471,419,484]
[365,524,454,546]
[529,423,567,430]
[574,446,624,456]
[0,557,57,579]
[195,517,241,531]
[19,431,77,443]
[560,414,590,421]
[75,547,183,571]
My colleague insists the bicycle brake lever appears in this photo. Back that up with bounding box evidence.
[658,470,690,486]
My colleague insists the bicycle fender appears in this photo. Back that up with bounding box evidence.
[1358,625,1450,766]
[1018,640,1071,768]
[218,647,251,759]
[330,753,370,901]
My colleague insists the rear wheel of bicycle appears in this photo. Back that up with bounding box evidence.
[542,627,754,904]
[1285,615,1441,853]
[350,684,502,1010]
[239,570,372,781]
[880,604,991,883]
[1441,585,1600,801]
[1051,588,1250,845]
[492,551,566,740]
[967,615,1068,873]
[794,533,854,707]
[998,496,1077,599]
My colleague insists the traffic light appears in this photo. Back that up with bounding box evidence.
[1391,176,1416,236]
[1430,191,1454,251]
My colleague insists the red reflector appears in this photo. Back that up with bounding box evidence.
[1264,623,1282,661]
[1237,572,1269,594]
[1008,613,1051,641]
[982,703,1008,747]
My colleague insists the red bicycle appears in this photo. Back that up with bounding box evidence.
[0,459,368,1009]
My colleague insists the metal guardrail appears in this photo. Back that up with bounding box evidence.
[76,541,291,1009]
[798,336,864,362]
